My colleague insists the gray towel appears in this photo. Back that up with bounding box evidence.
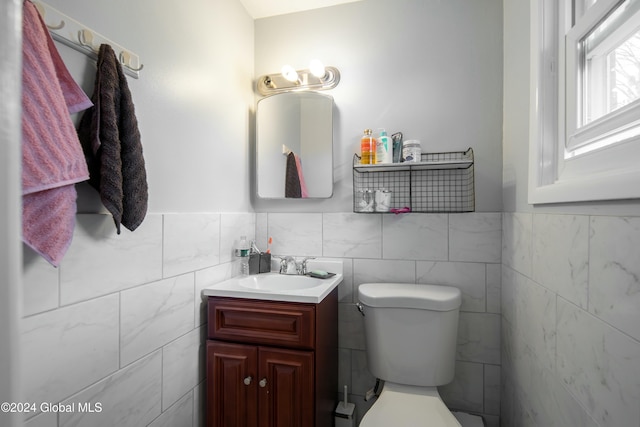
[285,152,302,198]
[78,44,148,234]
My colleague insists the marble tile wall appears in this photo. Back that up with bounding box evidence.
[21,212,254,427]
[25,209,639,426]
[501,212,640,427]
[256,211,503,426]
[21,210,501,426]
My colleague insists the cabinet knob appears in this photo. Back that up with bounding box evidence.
[259,378,268,388]
[243,376,252,386]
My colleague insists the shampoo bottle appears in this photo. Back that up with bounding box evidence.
[360,129,377,165]
[376,129,392,164]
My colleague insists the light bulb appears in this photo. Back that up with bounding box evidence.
[309,59,326,78]
[281,65,299,82]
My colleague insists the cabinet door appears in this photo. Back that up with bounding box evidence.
[206,341,258,427]
[258,348,314,427]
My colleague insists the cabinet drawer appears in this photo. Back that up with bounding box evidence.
[208,297,315,349]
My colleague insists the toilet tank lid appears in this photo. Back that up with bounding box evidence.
[358,283,461,311]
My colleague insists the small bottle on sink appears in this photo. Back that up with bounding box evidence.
[235,236,250,276]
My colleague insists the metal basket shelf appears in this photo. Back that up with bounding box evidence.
[352,148,475,213]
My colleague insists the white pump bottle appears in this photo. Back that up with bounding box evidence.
[376,129,392,164]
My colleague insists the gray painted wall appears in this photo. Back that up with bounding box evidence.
[254,0,504,213]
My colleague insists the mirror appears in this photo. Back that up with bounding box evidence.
[256,92,333,198]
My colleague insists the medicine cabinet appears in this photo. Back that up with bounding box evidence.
[256,92,334,199]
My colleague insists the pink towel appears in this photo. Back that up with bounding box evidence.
[294,154,309,198]
[22,186,78,266]
[21,0,92,266]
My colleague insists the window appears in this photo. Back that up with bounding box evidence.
[529,0,640,203]
[584,9,640,125]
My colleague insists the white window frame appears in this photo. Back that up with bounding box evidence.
[528,0,640,204]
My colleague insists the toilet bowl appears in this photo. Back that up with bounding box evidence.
[360,383,461,427]
[357,283,462,427]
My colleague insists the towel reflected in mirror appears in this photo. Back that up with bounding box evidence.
[284,151,308,198]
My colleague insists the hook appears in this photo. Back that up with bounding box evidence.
[119,51,144,72]
[126,62,144,72]
[47,19,65,30]
[34,3,65,29]
[77,29,99,52]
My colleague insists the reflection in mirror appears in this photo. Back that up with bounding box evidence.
[256,92,334,198]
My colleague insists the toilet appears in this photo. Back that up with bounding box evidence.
[358,282,463,427]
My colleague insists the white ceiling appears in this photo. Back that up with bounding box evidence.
[239,0,363,19]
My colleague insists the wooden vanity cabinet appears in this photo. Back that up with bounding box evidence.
[205,289,338,427]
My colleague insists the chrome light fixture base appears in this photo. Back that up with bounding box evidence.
[257,66,340,96]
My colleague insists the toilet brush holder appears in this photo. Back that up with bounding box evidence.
[334,385,356,427]
[335,402,356,427]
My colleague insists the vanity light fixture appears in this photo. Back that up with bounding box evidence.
[281,64,299,82]
[258,60,340,95]
[308,59,326,78]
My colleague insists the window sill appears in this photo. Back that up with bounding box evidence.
[528,167,640,204]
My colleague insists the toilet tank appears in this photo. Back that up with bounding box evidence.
[358,283,462,387]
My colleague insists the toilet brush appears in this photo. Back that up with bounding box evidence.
[334,385,356,427]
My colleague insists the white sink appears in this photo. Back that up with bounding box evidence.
[237,274,326,291]
[202,260,343,303]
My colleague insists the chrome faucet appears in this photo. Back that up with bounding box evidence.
[278,256,315,275]
[279,256,298,275]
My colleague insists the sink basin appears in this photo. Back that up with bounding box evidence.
[237,274,325,291]
[202,261,343,303]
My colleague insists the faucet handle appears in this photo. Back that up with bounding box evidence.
[298,257,316,275]
[270,256,284,272]
[278,256,290,274]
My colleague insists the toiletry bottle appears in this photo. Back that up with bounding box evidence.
[391,132,403,163]
[235,235,250,275]
[376,129,392,164]
[360,129,377,165]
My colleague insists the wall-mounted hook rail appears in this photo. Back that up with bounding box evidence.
[77,28,98,52]
[119,51,144,72]
[34,1,143,79]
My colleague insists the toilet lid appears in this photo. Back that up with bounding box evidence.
[360,385,461,427]
[358,283,461,311]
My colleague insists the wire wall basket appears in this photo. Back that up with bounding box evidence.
[352,148,475,213]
